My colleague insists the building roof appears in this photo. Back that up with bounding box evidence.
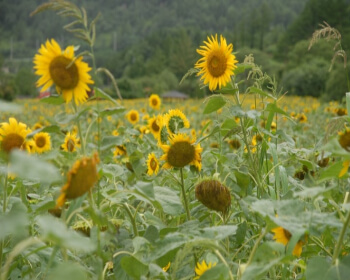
[162,90,189,99]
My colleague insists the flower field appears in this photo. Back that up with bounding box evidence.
[1,1,350,280]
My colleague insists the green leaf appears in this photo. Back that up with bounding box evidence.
[100,136,123,151]
[200,264,230,280]
[249,87,276,100]
[40,95,65,105]
[319,161,344,181]
[265,103,290,118]
[242,257,283,280]
[134,182,155,200]
[203,95,226,114]
[99,106,125,117]
[233,63,253,75]
[94,87,120,106]
[36,215,96,252]
[54,107,89,125]
[154,186,183,215]
[47,262,88,280]
[41,125,64,134]
[346,92,350,118]
[306,256,350,280]
[120,256,149,279]
[8,150,61,184]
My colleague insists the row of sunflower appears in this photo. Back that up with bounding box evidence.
[1,2,350,280]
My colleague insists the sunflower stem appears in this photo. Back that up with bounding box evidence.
[72,97,86,155]
[332,206,350,264]
[180,168,191,221]
[0,168,9,267]
[246,228,266,266]
[123,203,138,237]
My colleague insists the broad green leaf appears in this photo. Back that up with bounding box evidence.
[100,136,123,151]
[8,150,61,184]
[249,87,276,100]
[319,161,344,181]
[99,106,125,117]
[36,215,96,252]
[54,107,89,125]
[265,103,290,117]
[346,92,350,118]
[203,95,226,114]
[242,257,283,280]
[47,262,88,280]
[94,87,120,106]
[154,186,183,215]
[306,256,350,280]
[200,264,230,280]
[120,256,149,278]
[40,95,65,105]
[233,63,253,75]
[134,182,155,199]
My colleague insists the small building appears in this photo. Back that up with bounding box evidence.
[162,90,189,102]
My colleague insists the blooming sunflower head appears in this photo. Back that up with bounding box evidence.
[126,109,140,125]
[33,132,51,153]
[33,39,94,105]
[195,34,238,91]
[0,117,31,154]
[56,152,99,208]
[148,115,162,139]
[165,109,190,135]
[194,260,217,280]
[195,178,231,214]
[149,93,161,110]
[113,145,127,157]
[271,226,307,257]
[160,133,202,170]
[61,132,81,152]
[339,127,350,152]
[146,153,160,176]
[228,138,241,150]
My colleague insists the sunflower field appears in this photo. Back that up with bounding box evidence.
[1,1,350,280]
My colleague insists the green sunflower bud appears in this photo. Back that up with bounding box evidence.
[195,179,231,214]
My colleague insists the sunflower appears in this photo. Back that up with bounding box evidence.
[33,132,51,153]
[33,39,94,105]
[228,138,241,150]
[339,160,350,178]
[195,34,238,91]
[160,133,202,170]
[113,145,127,157]
[149,93,161,110]
[0,117,31,154]
[165,109,190,134]
[61,132,81,152]
[162,262,171,272]
[146,153,160,175]
[126,109,140,125]
[56,152,99,208]
[158,116,169,145]
[271,227,306,257]
[194,260,217,280]
[23,139,36,153]
[148,115,162,139]
[339,127,350,152]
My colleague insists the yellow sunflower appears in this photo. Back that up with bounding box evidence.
[339,127,350,152]
[165,109,190,134]
[23,139,36,153]
[126,109,140,125]
[149,93,161,110]
[194,260,217,280]
[146,153,160,176]
[113,145,127,157]
[160,133,202,170]
[61,132,81,152]
[33,132,51,153]
[271,227,306,257]
[0,117,31,154]
[33,39,94,105]
[56,152,99,208]
[148,115,162,139]
[195,34,238,91]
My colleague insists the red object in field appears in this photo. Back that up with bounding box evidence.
[39,90,50,98]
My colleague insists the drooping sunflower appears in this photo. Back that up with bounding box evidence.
[33,132,51,153]
[148,115,162,139]
[339,127,350,152]
[0,117,31,154]
[56,152,99,208]
[149,93,161,110]
[61,132,81,152]
[165,109,190,135]
[33,39,94,105]
[194,260,217,280]
[158,115,169,145]
[271,227,307,257]
[160,133,202,170]
[146,153,160,176]
[195,34,238,91]
[126,109,140,125]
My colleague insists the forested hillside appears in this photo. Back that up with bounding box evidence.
[1,0,350,100]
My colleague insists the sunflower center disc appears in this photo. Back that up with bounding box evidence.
[339,132,350,152]
[130,113,137,121]
[152,120,160,132]
[208,50,227,77]
[167,141,195,168]
[49,56,79,90]
[1,133,24,153]
[152,98,158,106]
[67,139,75,152]
[283,228,292,240]
[36,136,46,148]
[150,158,157,170]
